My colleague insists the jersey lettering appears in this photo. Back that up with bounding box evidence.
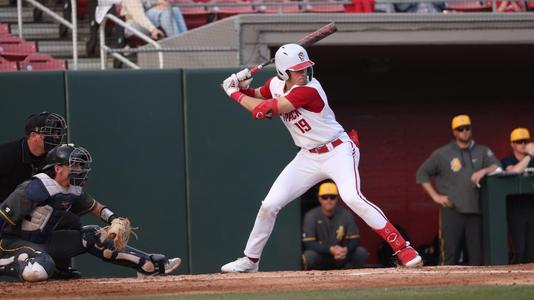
[282,110,302,122]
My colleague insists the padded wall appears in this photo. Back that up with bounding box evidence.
[183,69,302,274]
[65,70,188,277]
[0,72,65,142]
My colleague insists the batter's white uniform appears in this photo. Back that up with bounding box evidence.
[243,76,389,259]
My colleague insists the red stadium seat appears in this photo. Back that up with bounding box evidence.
[181,6,213,29]
[528,0,534,9]
[0,56,18,72]
[0,35,37,62]
[213,0,255,19]
[256,0,305,13]
[344,0,374,12]
[18,53,67,71]
[445,1,492,11]
[0,23,10,35]
[304,1,346,13]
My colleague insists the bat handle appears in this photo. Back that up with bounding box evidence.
[250,65,262,75]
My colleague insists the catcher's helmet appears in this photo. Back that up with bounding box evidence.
[275,43,315,81]
[25,112,67,152]
[43,144,92,186]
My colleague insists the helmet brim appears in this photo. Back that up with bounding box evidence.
[287,60,315,72]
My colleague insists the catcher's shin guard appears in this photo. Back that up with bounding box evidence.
[0,251,55,282]
[82,225,176,275]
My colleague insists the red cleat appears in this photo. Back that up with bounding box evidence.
[395,242,423,267]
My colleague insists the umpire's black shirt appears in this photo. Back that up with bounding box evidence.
[0,138,45,200]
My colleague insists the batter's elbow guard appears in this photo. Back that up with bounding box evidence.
[252,99,279,120]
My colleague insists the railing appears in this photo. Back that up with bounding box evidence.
[99,13,164,69]
[17,0,78,70]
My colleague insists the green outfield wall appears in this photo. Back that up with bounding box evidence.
[0,69,302,277]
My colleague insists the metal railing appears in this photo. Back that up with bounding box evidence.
[17,0,78,70]
[99,13,164,69]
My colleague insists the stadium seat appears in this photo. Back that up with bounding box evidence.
[0,35,38,62]
[212,0,255,20]
[344,0,374,12]
[170,0,214,29]
[256,0,305,13]
[444,1,492,12]
[181,6,214,29]
[303,0,346,12]
[0,56,18,72]
[0,23,10,35]
[528,0,534,10]
[18,53,67,71]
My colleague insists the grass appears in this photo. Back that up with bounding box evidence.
[95,285,534,300]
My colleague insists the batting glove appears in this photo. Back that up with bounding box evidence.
[236,68,251,81]
[222,74,239,97]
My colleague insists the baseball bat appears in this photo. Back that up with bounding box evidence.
[249,22,338,75]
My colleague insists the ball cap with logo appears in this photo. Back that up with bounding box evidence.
[318,182,338,196]
[510,128,530,142]
[451,114,471,130]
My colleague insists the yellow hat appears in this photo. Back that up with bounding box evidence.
[318,182,338,196]
[510,128,530,142]
[451,114,471,130]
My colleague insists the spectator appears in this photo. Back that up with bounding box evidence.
[0,112,67,200]
[121,0,187,40]
[302,182,369,270]
[416,114,500,265]
[501,128,534,264]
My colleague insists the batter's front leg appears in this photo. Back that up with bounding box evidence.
[221,152,325,273]
[244,153,325,259]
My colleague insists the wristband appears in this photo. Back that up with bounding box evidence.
[230,91,246,104]
[100,207,116,224]
[241,88,255,97]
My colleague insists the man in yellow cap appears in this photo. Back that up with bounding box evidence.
[301,181,368,270]
[416,114,501,265]
[501,128,534,264]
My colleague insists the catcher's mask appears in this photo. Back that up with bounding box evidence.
[26,112,68,152]
[43,144,92,186]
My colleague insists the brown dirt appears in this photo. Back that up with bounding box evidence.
[2,264,534,299]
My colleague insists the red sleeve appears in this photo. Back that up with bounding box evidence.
[259,77,273,99]
[285,86,325,113]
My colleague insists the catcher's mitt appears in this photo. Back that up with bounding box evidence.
[98,217,137,251]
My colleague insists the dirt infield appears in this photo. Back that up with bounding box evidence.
[2,264,534,299]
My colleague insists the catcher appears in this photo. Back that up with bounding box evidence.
[0,144,181,282]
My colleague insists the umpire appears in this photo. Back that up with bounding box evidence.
[0,112,67,200]
[416,115,500,265]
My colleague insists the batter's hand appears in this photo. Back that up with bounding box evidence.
[236,68,252,81]
[222,74,239,96]
[432,194,452,208]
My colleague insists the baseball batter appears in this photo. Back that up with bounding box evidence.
[220,43,422,272]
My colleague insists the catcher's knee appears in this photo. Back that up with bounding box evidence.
[19,251,56,282]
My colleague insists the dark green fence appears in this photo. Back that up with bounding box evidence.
[0,69,302,276]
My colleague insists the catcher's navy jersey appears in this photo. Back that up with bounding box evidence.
[0,173,95,242]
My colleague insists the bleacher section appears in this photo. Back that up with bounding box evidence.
[0,23,67,71]
[1,0,534,70]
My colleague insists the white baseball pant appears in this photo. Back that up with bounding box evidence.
[244,135,389,259]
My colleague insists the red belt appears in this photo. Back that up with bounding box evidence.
[308,138,343,154]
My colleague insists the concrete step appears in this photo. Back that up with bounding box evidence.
[11,22,60,39]
[0,6,64,23]
[67,57,103,70]
[38,39,85,57]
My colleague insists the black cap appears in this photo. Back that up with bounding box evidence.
[25,112,51,135]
